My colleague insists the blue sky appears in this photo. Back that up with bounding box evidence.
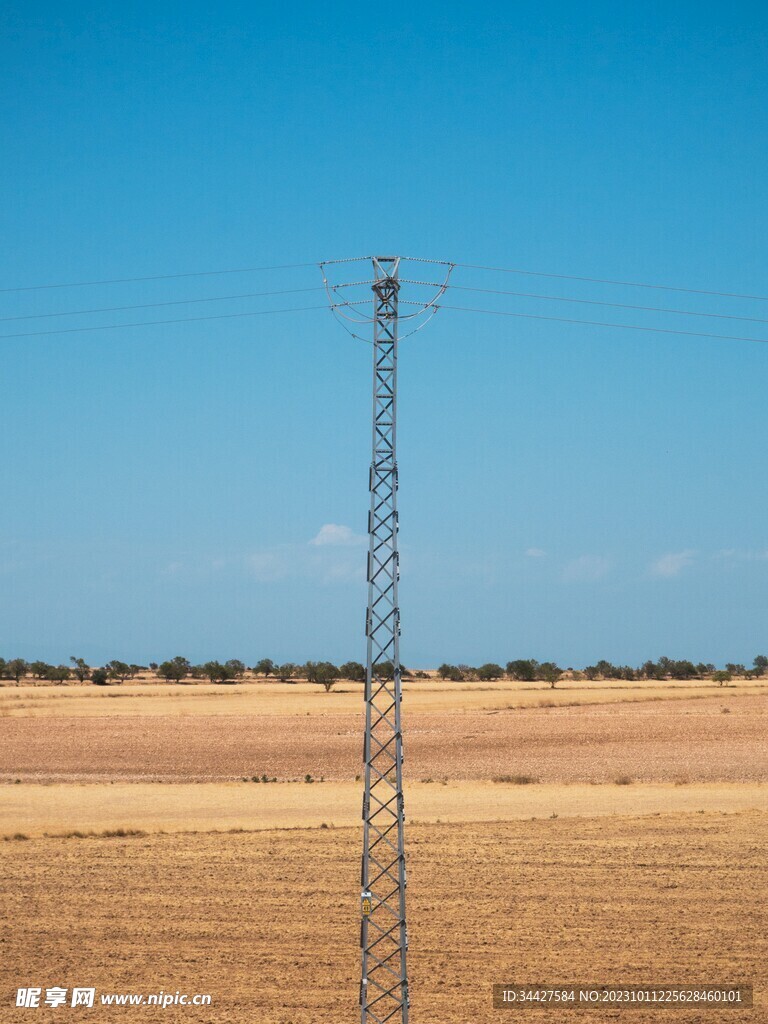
[2,2,768,667]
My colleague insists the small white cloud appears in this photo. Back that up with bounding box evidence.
[310,524,366,547]
[319,560,366,584]
[247,551,289,582]
[650,550,696,578]
[525,547,547,558]
[715,548,768,565]
[562,555,611,583]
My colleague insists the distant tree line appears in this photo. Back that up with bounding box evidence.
[436,655,768,688]
[1,654,766,690]
[438,661,564,687]
[0,655,416,692]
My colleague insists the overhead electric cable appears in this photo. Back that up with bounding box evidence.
[432,303,768,344]
[9,279,764,328]
[445,284,768,325]
[0,286,329,323]
[0,262,319,294]
[451,262,768,303]
[5,254,766,304]
[0,304,332,339]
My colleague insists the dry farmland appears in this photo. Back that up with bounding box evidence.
[0,683,766,784]
[0,678,766,1022]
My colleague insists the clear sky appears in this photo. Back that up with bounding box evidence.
[2,2,768,667]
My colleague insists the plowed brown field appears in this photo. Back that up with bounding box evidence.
[1,694,764,783]
[1,813,765,1023]
[1,681,765,1022]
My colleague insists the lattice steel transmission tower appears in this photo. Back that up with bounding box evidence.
[360,256,409,1024]
[319,253,452,1024]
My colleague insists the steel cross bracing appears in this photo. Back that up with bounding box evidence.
[360,256,409,1024]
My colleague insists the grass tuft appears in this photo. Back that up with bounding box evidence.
[44,828,147,840]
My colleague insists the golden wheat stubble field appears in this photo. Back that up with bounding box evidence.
[1,678,767,1022]
[1,816,765,1023]
[1,680,767,783]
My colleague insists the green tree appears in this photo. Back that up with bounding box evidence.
[92,667,109,685]
[224,659,246,680]
[506,659,538,682]
[306,661,341,692]
[640,660,665,680]
[252,658,276,677]
[70,656,90,683]
[712,670,731,686]
[476,663,504,681]
[753,655,768,676]
[725,663,745,677]
[436,663,462,682]
[669,660,697,680]
[594,659,617,679]
[538,662,563,689]
[157,656,191,683]
[30,661,51,680]
[200,661,229,683]
[373,661,396,680]
[46,664,71,684]
[106,660,131,684]
[339,661,366,682]
[277,663,297,681]
[7,659,28,683]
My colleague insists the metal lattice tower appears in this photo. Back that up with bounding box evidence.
[360,256,409,1024]
[320,252,452,1022]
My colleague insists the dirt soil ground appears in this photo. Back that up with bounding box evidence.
[1,695,764,783]
[1,813,765,1023]
[2,781,766,836]
[3,679,764,718]
[1,778,768,835]
[1,682,764,1022]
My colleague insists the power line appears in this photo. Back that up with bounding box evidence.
[8,294,766,345]
[451,262,768,303]
[445,284,768,325]
[9,278,766,330]
[434,303,768,344]
[0,286,328,323]
[5,253,767,305]
[0,304,331,340]
[0,262,318,294]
